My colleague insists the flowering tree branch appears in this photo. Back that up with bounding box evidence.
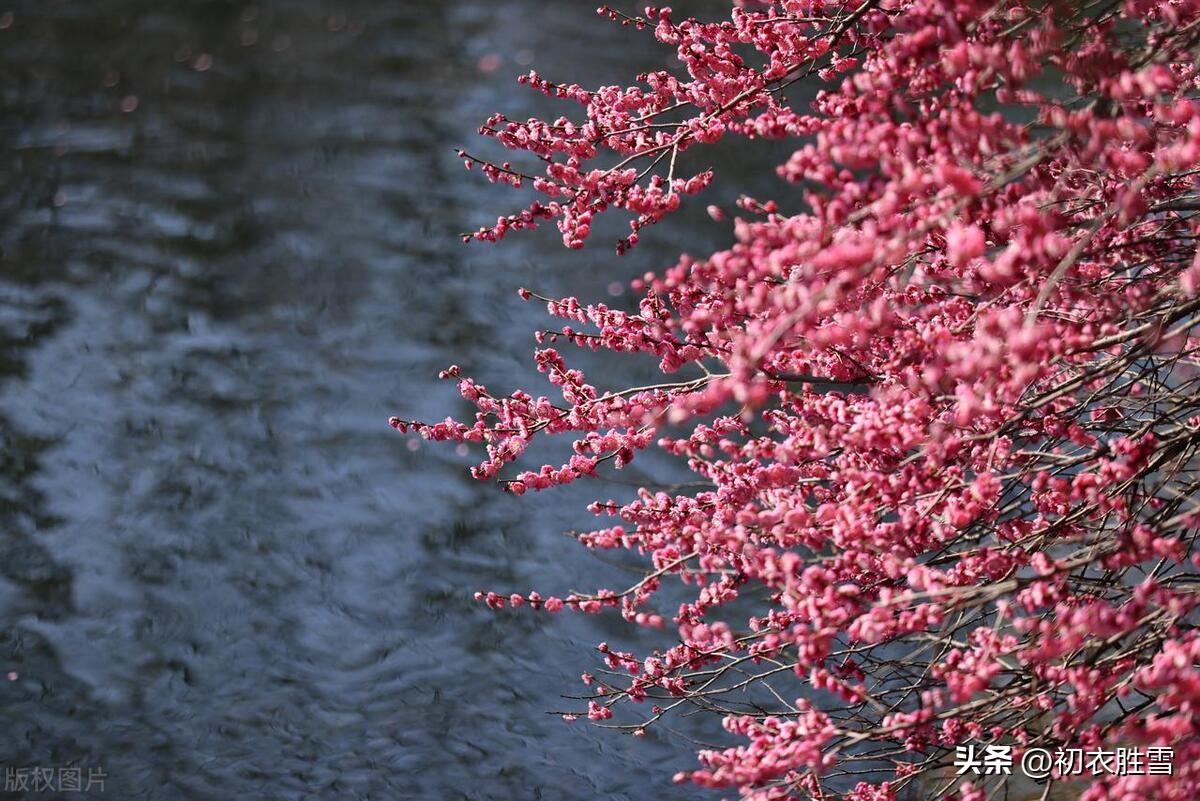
[396,1,1200,799]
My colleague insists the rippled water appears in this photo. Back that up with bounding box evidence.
[0,2,795,799]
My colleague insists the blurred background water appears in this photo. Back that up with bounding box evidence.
[0,2,796,799]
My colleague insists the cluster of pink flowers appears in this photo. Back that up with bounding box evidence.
[399,1,1200,799]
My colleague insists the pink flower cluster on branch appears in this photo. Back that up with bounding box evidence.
[398,1,1200,799]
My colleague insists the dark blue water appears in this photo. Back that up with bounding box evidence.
[0,2,796,799]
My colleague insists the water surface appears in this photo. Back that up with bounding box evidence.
[0,2,787,798]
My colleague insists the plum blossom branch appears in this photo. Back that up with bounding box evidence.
[397,1,1200,800]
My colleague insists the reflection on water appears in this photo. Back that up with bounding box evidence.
[0,1,789,798]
